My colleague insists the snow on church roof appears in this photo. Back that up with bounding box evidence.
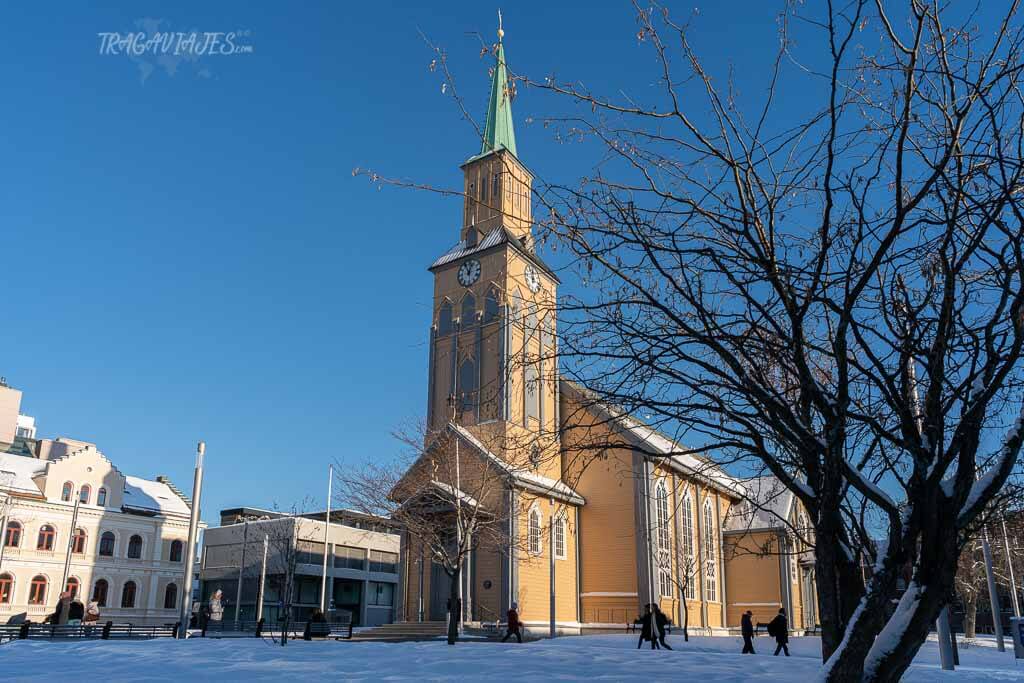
[722,475,796,533]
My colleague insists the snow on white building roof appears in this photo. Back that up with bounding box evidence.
[0,451,47,496]
[429,480,481,508]
[122,475,192,517]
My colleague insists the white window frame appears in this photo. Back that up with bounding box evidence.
[554,514,567,560]
[528,505,542,556]
[681,492,696,600]
[703,499,717,602]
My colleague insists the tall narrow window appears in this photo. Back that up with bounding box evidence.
[0,573,13,604]
[703,500,717,602]
[492,173,500,199]
[121,581,137,608]
[4,521,21,548]
[79,485,91,504]
[29,576,47,605]
[65,576,80,599]
[483,286,500,323]
[554,515,566,560]
[97,487,108,507]
[99,531,115,557]
[164,583,178,610]
[37,525,55,551]
[681,493,695,599]
[61,482,73,502]
[437,300,454,336]
[460,292,476,328]
[92,579,109,607]
[458,358,478,414]
[528,507,542,555]
[127,535,143,559]
[524,363,540,422]
[655,481,671,552]
[169,540,184,563]
[72,528,87,554]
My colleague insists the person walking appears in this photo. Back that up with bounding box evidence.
[653,604,672,650]
[741,610,756,654]
[501,602,523,643]
[637,604,659,650]
[768,608,790,656]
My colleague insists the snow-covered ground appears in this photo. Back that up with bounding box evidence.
[2,633,1021,681]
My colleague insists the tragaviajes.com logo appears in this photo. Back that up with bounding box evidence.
[99,18,254,84]
[98,31,253,58]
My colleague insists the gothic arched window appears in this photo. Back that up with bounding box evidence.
[438,300,454,336]
[460,292,476,328]
[703,500,717,601]
[458,358,478,414]
[483,286,500,323]
[528,507,542,555]
[681,492,696,599]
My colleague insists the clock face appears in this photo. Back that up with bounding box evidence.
[457,259,481,287]
[525,264,541,293]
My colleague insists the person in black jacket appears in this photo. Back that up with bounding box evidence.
[768,608,789,656]
[653,604,672,650]
[67,600,85,626]
[741,610,756,654]
[637,604,659,649]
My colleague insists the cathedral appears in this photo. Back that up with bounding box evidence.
[396,22,819,635]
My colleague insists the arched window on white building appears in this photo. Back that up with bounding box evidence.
[681,492,696,599]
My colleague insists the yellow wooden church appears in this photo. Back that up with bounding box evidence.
[396,22,819,636]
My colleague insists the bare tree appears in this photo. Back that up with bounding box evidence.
[338,421,542,645]
[356,2,1024,678]
[508,2,1024,679]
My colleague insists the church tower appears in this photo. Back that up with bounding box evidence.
[426,19,561,481]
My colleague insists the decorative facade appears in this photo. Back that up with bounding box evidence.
[0,382,196,627]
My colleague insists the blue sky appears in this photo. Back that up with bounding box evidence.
[1,1,804,518]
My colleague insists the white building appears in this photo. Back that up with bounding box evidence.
[0,381,199,626]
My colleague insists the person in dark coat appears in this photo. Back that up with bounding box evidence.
[768,608,789,656]
[67,600,85,626]
[741,610,756,654]
[501,602,522,643]
[653,604,672,650]
[637,604,659,650]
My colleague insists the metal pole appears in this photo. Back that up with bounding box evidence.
[320,464,333,613]
[178,441,206,638]
[234,521,248,625]
[418,554,425,622]
[60,491,82,598]
[981,529,1006,652]
[549,506,556,639]
[1001,520,1021,617]
[936,606,955,670]
[256,534,268,623]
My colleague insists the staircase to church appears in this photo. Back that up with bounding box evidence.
[351,621,449,642]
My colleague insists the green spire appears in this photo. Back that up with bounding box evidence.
[481,14,517,158]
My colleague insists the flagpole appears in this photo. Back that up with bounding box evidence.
[320,464,333,613]
[177,441,206,638]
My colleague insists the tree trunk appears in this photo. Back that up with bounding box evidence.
[964,595,977,640]
[682,594,689,642]
[446,566,460,645]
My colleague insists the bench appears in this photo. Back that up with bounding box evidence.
[627,618,673,635]
[303,618,353,641]
[0,621,179,642]
[201,619,265,638]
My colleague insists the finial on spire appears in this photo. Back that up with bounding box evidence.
[497,9,504,41]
